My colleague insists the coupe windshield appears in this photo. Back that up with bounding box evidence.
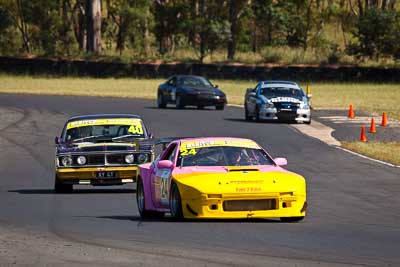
[260,87,304,98]
[64,118,146,142]
[178,76,213,88]
[177,146,274,167]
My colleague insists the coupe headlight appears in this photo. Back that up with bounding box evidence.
[125,154,134,164]
[61,156,73,167]
[77,156,87,165]
[262,102,274,109]
[137,154,149,164]
[301,103,310,110]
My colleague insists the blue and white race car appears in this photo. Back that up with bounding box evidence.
[244,81,311,124]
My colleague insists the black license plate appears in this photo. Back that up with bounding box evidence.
[199,94,212,99]
[277,111,296,121]
[96,171,116,178]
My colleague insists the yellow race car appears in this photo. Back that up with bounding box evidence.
[137,137,307,221]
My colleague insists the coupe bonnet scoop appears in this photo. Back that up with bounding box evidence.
[224,166,260,172]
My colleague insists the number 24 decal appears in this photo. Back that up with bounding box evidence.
[180,148,197,156]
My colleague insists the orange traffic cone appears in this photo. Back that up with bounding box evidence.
[348,104,355,118]
[369,118,376,133]
[381,112,388,126]
[360,126,367,142]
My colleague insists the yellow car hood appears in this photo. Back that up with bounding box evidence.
[173,167,306,195]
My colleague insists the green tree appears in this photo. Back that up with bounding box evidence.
[0,4,17,54]
[106,0,152,55]
[188,0,229,62]
[86,0,102,53]
[227,0,248,59]
[348,8,399,60]
[153,0,188,55]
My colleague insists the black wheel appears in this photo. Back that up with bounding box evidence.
[169,182,183,220]
[54,178,73,193]
[280,216,304,223]
[197,105,204,109]
[157,93,166,108]
[245,104,252,121]
[176,95,185,109]
[137,178,164,219]
[305,115,311,124]
[216,105,224,110]
[255,106,260,121]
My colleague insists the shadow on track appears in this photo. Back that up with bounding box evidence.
[8,188,136,194]
[95,215,280,223]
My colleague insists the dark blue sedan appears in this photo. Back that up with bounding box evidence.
[157,75,227,110]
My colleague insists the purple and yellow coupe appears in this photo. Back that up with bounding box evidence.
[137,137,307,221]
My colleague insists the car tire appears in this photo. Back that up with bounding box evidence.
[197,105,204,110]
[169,182,183,220]
[137,178,164,219]
[255,106,261,121]
[305,115,311,125]
[157,93,166,108]
[176,95,185,109]
[280,216,304,223]
[244,104,252,121]
[216,105,224,110]
[54,178,73,193]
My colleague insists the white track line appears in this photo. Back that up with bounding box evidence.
[335,146,400,168]
[319,116,400,126]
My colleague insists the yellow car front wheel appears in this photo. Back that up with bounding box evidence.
[169,183,183,220]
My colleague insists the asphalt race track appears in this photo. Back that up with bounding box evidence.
[1,94,400,266]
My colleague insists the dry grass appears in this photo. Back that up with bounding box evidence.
[0,75,165,99]
[309,83,400,120]
[166,47,331,65]
[342,142,400,166]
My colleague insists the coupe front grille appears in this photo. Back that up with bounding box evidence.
[223,199,277,211]
[84,155,104,165]
[198,93,214,99]
[59,152,152,167]
[273,102,299,109]
[107,154,125,164]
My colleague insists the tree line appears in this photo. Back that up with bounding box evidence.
[0,0,399,64]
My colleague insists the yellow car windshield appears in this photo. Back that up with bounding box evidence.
[177,146,274,167]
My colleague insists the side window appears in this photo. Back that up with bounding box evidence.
[168,148,177,162]
[255,84,261,96]
[161,144,177,163]
[167,77,176,86]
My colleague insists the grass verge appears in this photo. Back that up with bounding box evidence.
[342,142,400,166]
